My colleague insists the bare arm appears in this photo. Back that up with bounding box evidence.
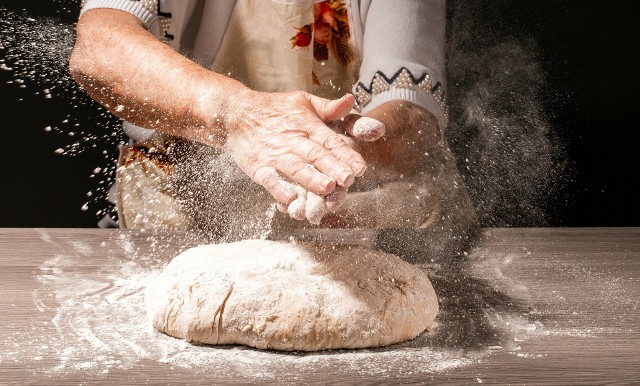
[70,9,369,207]
[70,9,235,146]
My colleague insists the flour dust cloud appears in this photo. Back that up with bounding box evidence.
[0,4,124,219]
[2,1,568,226]
[445,0,569,227]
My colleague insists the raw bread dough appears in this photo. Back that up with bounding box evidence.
[145,240,438,351]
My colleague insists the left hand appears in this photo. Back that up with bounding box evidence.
[347,100,440,188]
[312,100,441,227]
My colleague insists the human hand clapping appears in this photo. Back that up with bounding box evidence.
[275,113,386,224]
[311,100,441,227]
[224,91,384,224]
[348,100,440,187]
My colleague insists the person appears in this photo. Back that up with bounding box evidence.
[70,0,477,257]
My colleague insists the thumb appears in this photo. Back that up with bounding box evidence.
[342,114,386,142]
[308,93,354,122]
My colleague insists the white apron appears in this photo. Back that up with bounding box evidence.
[211,0,355,96]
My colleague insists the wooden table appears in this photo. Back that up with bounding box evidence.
[0,228,638,384]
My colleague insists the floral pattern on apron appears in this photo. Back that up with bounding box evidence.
[291,0,354,89]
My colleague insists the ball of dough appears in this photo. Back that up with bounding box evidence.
[146,240,438,351]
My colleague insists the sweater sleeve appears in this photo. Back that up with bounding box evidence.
[80,0,161,37]
[353,0,448,130]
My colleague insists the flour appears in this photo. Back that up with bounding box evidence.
[0,7,126,219]
[0,253,449,377]
[19,251,461,378]
[445,1,569,227]
[304,192,329,224]
[0,234,594,382]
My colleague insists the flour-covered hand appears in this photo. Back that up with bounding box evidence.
[225,91,368,209]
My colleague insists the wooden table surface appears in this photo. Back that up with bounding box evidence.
[0,227,638,385]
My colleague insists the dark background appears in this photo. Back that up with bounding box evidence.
[0,0,638,228]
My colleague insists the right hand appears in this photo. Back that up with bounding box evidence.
[224,91,372,217]
[272,112,387,224]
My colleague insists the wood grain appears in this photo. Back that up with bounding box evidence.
[0,227,638,384]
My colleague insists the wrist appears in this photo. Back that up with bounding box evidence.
[221,87,264,141]
[190,75,251,147]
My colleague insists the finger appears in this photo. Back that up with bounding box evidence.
[325,185,348,212]
[288,195,307,221]
[276,202,289,213]
[305,192,329,225]
[250,166,297,204]
[337,132,357,148]
[307,93,354,122]
[276,153,337,195]
[343,115,386,142]
[309,128,368,177]
[292,140,355,188]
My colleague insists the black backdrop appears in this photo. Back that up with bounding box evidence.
[0,0,638,227]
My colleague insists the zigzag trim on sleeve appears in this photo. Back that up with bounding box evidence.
[354,67,448,125]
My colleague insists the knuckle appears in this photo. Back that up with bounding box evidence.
[306,145,326,164]
[331,143,358,161]
[280,156,310,180]
[322,134,345,149]
[251,166,272,185]
[261,172,279,190]
[285,90,308,104]
[280,154,303,171]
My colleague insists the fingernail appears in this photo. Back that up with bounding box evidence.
[276,202,289,213]
[319,178,336,193]
[351,162,367,177]
[338,170,355,187]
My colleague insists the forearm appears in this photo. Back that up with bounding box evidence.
[69,8,247,147]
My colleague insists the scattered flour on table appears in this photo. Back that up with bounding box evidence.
[0,232,613,381]
[1,251,466,379]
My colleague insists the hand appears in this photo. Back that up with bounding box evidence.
[275,185,349,225]
[224,91,369,212]
[347,100,440,187]
[315,101,441,228]
[272,111,387,224]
